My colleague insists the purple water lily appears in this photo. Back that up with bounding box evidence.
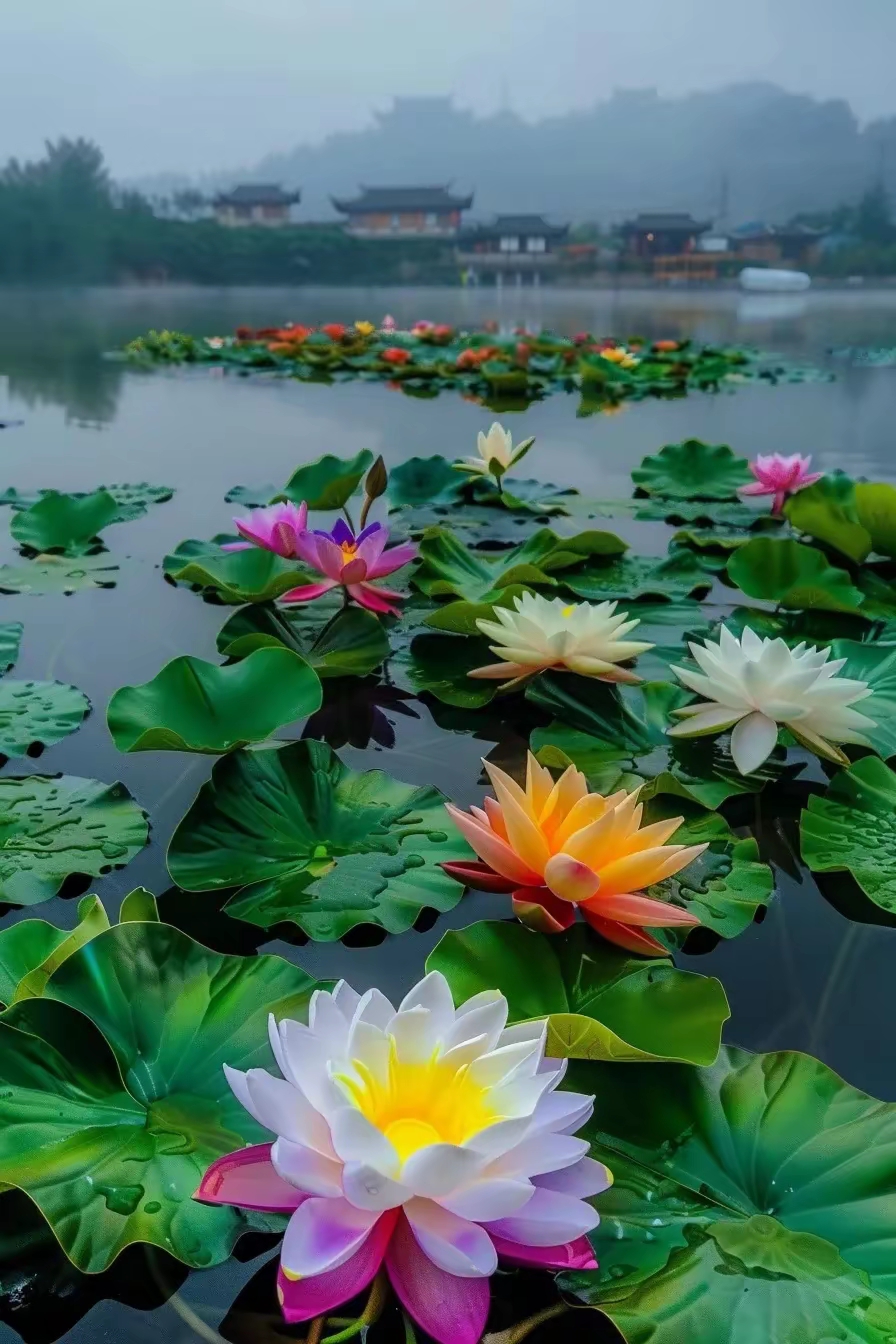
[282,518,417,615]
[222,501,309,558]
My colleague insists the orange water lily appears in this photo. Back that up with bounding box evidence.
[442,753,706,954]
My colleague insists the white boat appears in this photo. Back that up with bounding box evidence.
[739,267,811,293]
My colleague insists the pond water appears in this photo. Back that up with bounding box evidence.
[0,284,895,1344]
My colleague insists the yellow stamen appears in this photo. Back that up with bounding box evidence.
[562,604,575,617]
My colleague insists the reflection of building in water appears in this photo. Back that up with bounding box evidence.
[213,184,301,228]
[332,185,473,237]
[457,215,570,286]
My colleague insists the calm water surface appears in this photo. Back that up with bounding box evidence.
[0,285,895,1344]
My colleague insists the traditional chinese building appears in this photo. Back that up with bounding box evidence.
[457,214,570,285]
[729,222,826,269]
[619,212,711,258]
[331,186,474,237]
[213,184,300,227]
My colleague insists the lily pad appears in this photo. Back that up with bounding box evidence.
[529,676,787,809]
[224,483,278,509]
[784,473,871,564]
[388,456,464,509]
[413,526,626,604]
[0,920,322,1271]
[398,633,499,708]
[823,639,896,759]
[164,540,303,604]
[855,481,896,559]
[0,623,23,675]
[631,439,751,500]
[278,450,374,509]
[426,922,729,1066]
[168,739,473,940]
[801,755,896,914]
[727,537,865,614]
[635,497,773,528]
[0,892,125,1006]
[107,648,322,754]
[563,550,713,603]
[10,490,122,555]
[216,603,389,679]
[0,774,148,906]
[0,679,90,757]
[561,1047,896,1342]
[0,555,119,595]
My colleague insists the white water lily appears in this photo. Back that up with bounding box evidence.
[667,625,875,774]
[469,592,654,687]
[204,973,609,1344]
[455,421,535,480]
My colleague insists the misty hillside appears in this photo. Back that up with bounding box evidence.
[144,83,896,226]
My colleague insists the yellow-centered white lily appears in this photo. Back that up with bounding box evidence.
[454,422,535,481]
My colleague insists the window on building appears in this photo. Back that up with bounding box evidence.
[526,236,547,253]
[499,236,520,252]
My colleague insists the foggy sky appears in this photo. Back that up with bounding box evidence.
[3,0,894,177]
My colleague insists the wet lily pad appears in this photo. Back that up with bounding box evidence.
[107,648,322,753]
[427,922,729,1066]
[801,755,896,914]
[388,455,464,509]
[727,536,865,614]
[10,490,122,555]
[163,540,302,604]
[168,739,472,940]
[0,679,90,757]
[561,1047,896,1343]
[216,603,390,678]
[0,624,23,675]
[784,473,871,564]
[563,550,713,603]
[632,439,751,500]
[0,920,321,1271]
[397,633,499,708]
[0,891,137,1006]
[413,526,626,604]
[0,774,148,906]
[0,554,120,595]
[224,483,278,509]
[277,450,373,509]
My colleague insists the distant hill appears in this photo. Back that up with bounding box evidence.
[134,84,896,226]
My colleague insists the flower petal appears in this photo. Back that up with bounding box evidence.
[440,859,517,893]
[401,1144,485,1198]
[386,1213,491,1344]
[444,803,542,886]
[534,1156,614,1198]
[280,1196,382,1278]
[543,853,601,904]
[404,1197,498,1277]
[272,1138,345,1199]
[441,1178,535,1221]
[730,711,780,774]
[492,1232,597,1271]
[280,580,339,603]
[484,1187,599,1247]
[277,1208,397,1323]
[196,1143,307,1212]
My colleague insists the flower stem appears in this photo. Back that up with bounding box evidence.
[484,1303,569,1344]
[320,1272,388,1344]
[342,503,356,531]
[358,494,373,531]
[402,1310,418,1344]
[305,1318,325,1344]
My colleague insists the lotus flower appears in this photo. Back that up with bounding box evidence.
[667,626,875,773]
[355,320,375,337]
[281,519,417,616]
[599,346,639,369]
[454,422,535,482]
[205,336,225,350]
[738,453,822,514]
[653,339,680,353]
[381,314,397,332]
[442,754,705,954]
[322,323,347,342]
[382,347,412,366]
[222,500,309,557]
[469,593,653,688]
[196,974,608,1344]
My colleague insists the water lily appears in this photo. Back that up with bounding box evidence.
[738,453,822,514]
[222,500,309,557]
[382,347,412,366]
[281,519,417,616]
[653,339,680,353]
[196,973,608,1344]
[381,314,397,332]
[322,323,347,342]
[454,422,535,483]
[442,754,705,954]
[355,320,375,337]
[469,593,653,688]
[667,626,874,773]
[205,336,225,350]
[599,346,639,369]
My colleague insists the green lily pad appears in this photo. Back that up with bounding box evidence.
[398,633,499,708]
[855,481,896,559]
[561,1047,896,1342]
[168,739,472,940]
[821,639,896,759]
[388,456,464,509]
[727,537,865,613]
[632,439,751,500]
[107,648,322,754]
[101,482,174,511]
[0,892,126,1006]
[164,540,302,604]
[0,623,23,675]
[224,483,278,508]
[0,679,90,757]
[426,922,729,1066]
[635,497,773,528]
[10,490,122,555]
[412,526,626,604]
[784,473,871,564]
[0,555,119,595]
[801,755,896,914]
[0,920,322,1271]
[420,587,531,637]
[529,676,787,809]
[0,775,148,906]
[216,603,389,678]
[278,450,373,509]
[563,550,713,603]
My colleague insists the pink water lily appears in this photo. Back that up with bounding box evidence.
[739,453,822,514]
[281,519,417,616]
[195,974,607,1344]
[222,501,309,558]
